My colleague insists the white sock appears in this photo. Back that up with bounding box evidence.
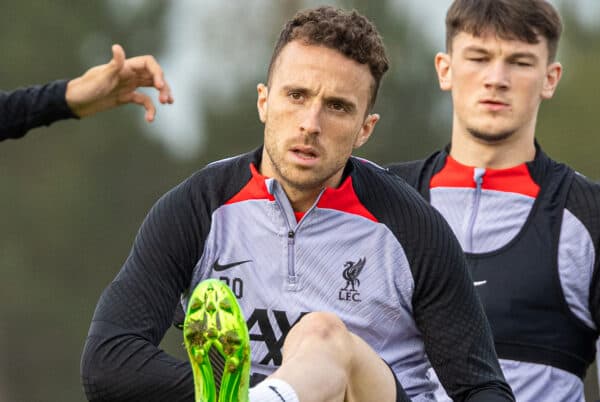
[249,378,300,402]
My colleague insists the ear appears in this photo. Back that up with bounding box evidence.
[541,62,562,100]
[353,113,380,149]
[434,52,452,91]
[257,83,268,123]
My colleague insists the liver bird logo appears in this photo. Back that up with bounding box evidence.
[341,258,366,291]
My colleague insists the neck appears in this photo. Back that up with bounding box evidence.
[449,126,536,169]
[283,186,323,212]
[259,150,340,213]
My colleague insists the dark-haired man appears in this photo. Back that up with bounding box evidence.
[82,6,513,402]
[1,44,173,140]
[389,1,600,401]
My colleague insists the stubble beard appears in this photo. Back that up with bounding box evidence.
[264,142,332,193]
[467,127,515,143]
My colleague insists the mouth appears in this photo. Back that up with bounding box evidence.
[290,146,318,160]
[479,99,510,111]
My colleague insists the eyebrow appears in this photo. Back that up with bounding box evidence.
[506,52,539,63]
[462,46,488,54]
[280,85,314,102]
[462,46,539,61]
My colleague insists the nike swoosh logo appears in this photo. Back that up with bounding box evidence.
[473,280,487,287]
[212,258,252,272]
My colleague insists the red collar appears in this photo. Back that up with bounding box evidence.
[226,163,378,222]
[431,155,540,198]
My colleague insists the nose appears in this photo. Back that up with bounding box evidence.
[299,103,322,136]
[483,61,510,90]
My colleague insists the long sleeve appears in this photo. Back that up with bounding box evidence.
[352,165,514,402]
[81,179,204,401]
[0,80,76,141]
[81,152,256,402]
[568,175,600,331]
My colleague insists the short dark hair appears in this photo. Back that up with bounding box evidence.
[446,0,562,61]
[267,6,389,111]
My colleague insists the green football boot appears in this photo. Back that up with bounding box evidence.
[184,279,251,402]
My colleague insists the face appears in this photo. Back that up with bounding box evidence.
[435,31,562,144]
[257,41,379,203]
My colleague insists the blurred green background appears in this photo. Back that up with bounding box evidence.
[1,1,599,401]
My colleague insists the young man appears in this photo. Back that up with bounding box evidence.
[81,7,513,402]
[1,44,173,140]
[389,1,600,401]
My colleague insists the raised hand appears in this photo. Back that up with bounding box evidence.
[65,44,174,122]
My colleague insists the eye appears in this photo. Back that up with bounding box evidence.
[328,101,348,112]
[513,61,533,67]
[288,91,304,101]
[468,57,486,63]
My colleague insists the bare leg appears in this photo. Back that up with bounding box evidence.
[269,312,397,402]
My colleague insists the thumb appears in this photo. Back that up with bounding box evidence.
[109,44,126,71]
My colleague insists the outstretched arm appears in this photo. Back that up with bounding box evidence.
[0,80,73,141]
[1,44,173,141]
[66,44,173,122]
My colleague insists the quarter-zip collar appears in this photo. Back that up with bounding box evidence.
[432,145,542,198]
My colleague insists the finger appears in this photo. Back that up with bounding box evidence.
[110,44,126,72]
[131,55,166,89]
[127,91,156,122]
[158,80,174,104]
[129,55,173,104]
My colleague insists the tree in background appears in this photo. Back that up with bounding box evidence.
[0,1,597,401]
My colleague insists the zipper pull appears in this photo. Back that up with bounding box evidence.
[473,167,485,189]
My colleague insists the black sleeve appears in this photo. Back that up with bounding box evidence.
[567,174,600,330]
[353,166,514,402]
[81,178,203,402]
[386,159,426,188]
[0,80,77,141]
[386,151,449,201]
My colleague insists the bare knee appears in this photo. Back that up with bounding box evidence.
[292,312,349,341]
[274,312,353,400]
[295,312,347,337]
[283,312,352,357]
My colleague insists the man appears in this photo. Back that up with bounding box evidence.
[388,1,600,401]
[1,44,173,140]
[81,7,513,402]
